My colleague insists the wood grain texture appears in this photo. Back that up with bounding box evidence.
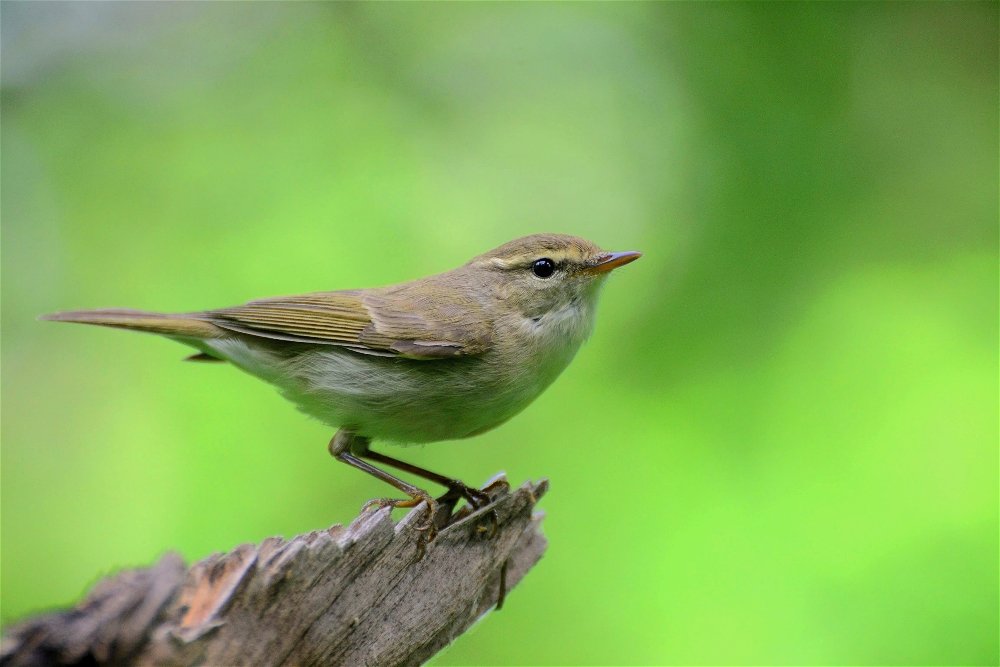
[1,478,548,667]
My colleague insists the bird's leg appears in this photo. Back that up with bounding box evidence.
[359,447,498,536]
[360,449,490,509]
[328,430,438,545]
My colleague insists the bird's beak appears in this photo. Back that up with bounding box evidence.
[584,250,642,274]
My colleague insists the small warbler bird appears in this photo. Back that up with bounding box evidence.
[43,234,640,530]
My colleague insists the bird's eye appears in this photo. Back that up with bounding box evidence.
[531,258,556,278]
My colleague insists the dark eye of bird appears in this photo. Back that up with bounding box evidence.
[532,258,556,278]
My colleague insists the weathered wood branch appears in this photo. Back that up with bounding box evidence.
[1,477,548,667]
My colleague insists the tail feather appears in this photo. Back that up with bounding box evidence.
[40,308,224,339]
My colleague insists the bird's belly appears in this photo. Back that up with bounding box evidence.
[289,352,533,442]
[207,331,579,443]
[275,347,546,443]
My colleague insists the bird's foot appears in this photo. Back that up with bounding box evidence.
[435,480,505,538]
[461,485,499,538]
[363,492,438,557]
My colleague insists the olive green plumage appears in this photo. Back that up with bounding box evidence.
[43,234,640,526]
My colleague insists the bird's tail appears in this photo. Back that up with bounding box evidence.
[40,308,224,339]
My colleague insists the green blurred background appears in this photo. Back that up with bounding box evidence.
[2,3,997,665]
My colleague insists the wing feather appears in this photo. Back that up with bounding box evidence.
[199,284,493,359]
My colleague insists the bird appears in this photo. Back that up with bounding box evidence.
[42,233,640,535]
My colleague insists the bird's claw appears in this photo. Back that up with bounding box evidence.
[362,482,499,554]
[466,488,499,538]
[362,493,437,539]
[361,496,404,513]
[440,483,499,539]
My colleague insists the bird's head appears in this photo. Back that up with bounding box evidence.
[469,233,641,321]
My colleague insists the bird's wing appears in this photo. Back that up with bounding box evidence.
[200,286,493,360]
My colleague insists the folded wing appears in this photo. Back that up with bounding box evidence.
[202,286,493,360]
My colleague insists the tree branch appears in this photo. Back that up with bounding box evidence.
[1,477,548,667]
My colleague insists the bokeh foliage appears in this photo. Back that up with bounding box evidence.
[2,3,996,665]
